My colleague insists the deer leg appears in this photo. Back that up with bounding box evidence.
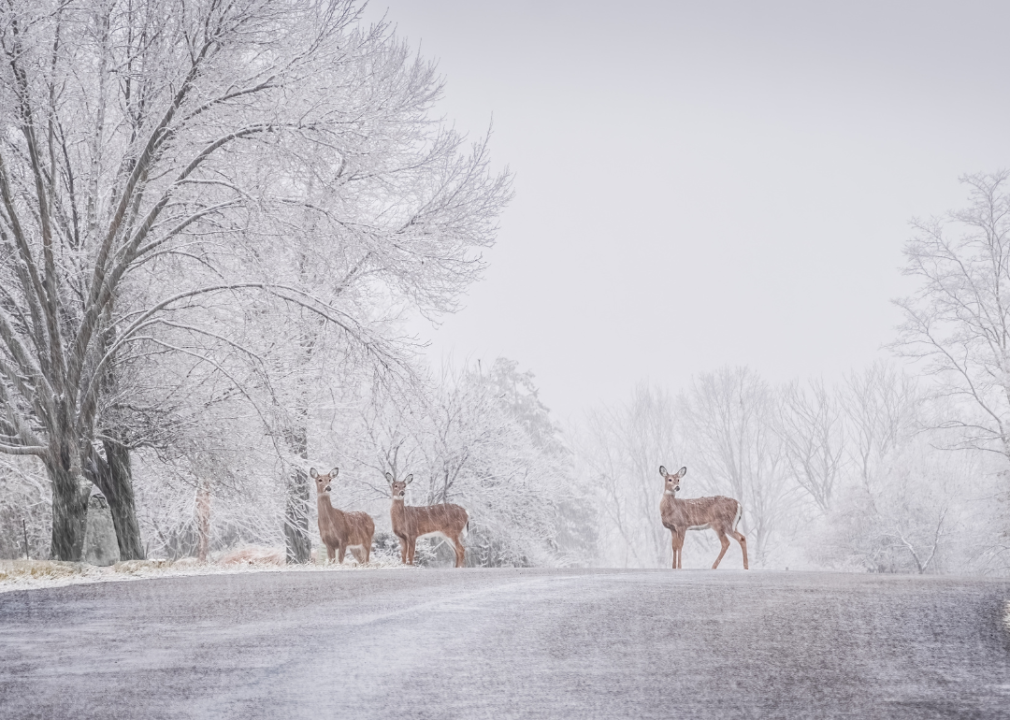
[326,544,336,563]
[712,531,731,569]
[398,536,408,564]
[407,537,417,566]
[350,546,364,564]
[731,530,749,570]
[451,534,465,568]
[671,532,681,569]
[362,542,371,564]
[337,543,346,564]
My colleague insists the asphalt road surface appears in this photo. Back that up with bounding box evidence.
[2,568,1010,719]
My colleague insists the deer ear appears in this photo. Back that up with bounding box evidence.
[330,467,339,478]
[404,474,413,485]
[677,466,687,478]
[309,468,318,479]
[385,472,394,484]
[659,465,667,477]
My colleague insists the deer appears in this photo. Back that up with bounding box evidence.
[385,472,469,567]
[310,467,375,564]
[659,465,748,570]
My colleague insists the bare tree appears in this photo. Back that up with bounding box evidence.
[0,0,510,560]
[678,367,794,564]
[819,364,992,575]
[841,362,921,488]
[578,383,680,568]
[777,378,844,513]
[895,171,1010,463]
[342,359,573,567]
[823,430,975,575]
[0,455,48,559]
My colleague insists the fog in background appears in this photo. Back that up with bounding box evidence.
[366,0,1010,420]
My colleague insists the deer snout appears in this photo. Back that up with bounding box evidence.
[324,484,332,492]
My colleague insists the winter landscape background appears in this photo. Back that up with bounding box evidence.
[2,0,1010,577]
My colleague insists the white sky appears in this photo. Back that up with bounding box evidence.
[364,0,1010,421]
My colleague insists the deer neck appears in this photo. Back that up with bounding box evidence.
[318,492,337,517]
[390,496,408,523]
[319,493,349,535]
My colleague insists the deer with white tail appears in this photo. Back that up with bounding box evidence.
[386,473,469,567]
[311,467,375,564]
[659,465,748,570]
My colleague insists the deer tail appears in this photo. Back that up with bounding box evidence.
[733,501,743,531]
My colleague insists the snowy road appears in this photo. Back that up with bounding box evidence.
[2,568,1010,719]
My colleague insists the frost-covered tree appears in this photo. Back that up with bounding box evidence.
[677,367,795,565]
[0,455,48,559]
[577,383,679,567]
[337,359,575,567]
[578,373,794,568]
[895,172,1010,464]
[823,434,960,574]
[0,0,510,560]
[812,365,1009,575]
[841,362,921,488]
[577,362,1010,573]
[776,378,844,513]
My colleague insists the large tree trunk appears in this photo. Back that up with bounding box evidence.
[284,423,312,564]
[83,440,145,561]
[47,457,90,562]
[102,439,145,561]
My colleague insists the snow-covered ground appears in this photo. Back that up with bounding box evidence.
[0,551,405,595]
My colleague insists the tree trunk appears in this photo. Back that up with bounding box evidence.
[196,480,211,562]
[47,458,90,562]
[284,423,312,564]
[102,439,145,560]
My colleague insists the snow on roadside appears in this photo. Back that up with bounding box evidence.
[0,552,406,594]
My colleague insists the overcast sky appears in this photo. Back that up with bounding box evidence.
[364,0,1010,421]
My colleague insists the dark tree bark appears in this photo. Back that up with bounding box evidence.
[284,423,312,564]
[84,438,145,561]
[46,458,89,562]
[45,401,91,561]
[102,439,145,561]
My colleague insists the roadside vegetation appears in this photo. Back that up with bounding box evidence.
[0,547,407,594]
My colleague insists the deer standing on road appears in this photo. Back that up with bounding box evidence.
[311,467,375,564]
[386,472,469,567]
[659,465,748,570]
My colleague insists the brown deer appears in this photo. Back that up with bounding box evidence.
[386,472,469,567]
[310,467,375,564]
[659,465,748,570]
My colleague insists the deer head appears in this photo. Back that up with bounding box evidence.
[385,471,413,500]
[660,465,687,496]
[310,467,339,494]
